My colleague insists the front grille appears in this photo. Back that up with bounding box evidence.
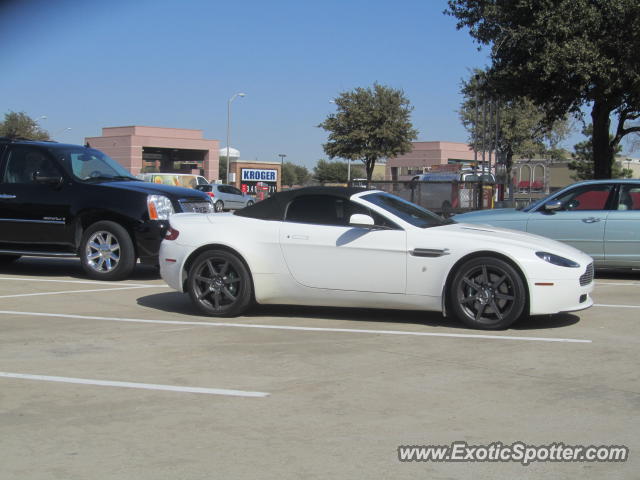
[579,263,594,286]
[179,200,213,214]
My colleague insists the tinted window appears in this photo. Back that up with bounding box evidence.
[285,195,394,227]
[3,147,61,184]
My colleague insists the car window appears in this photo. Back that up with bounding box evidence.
[616,185,640,211]
[285,195,394,227]
[552,184,613,211]
[229,186,242,196]
[197,176,208,185]
[2,147,60,184]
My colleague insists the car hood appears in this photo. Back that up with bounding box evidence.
[433,222,588,261]
[97,180,208,199]
[454,208,526,222]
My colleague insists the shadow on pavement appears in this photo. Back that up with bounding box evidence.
[0,256,160,281]
[136,291,582,332]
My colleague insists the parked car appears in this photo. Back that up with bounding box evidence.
[137,173,209,189]
[0,138,213,280]
[159,186,593,330]
[195,184,255,212]
[455,179,640,269]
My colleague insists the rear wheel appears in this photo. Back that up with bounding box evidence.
[246,200,255,207]
[187,250,253,317]
[449,256,526,330]
[80,221,135,281]
[214,200,224,212]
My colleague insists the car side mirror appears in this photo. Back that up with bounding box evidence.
[349,213,375,227]
[543,200,563,212]
[34,172,63,186]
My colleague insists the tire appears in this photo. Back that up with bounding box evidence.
[214,200,224,212]
[449,256,526,330]
[80,221,136,281]
[246,200,255,207]
[0,255,20,264]
[187,250,253,317]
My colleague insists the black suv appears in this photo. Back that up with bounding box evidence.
[0,138,213,280]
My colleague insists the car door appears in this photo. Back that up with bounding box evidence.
[526,183,614,261]
[226,185,245,209]
[0,145,74,251]
[279,194,407,293]
[604,184,640,267]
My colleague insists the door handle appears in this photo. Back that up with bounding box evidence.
[0,194,16,199]
[582,217,602,223]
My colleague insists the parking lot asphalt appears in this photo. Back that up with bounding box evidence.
[1,257,638,480]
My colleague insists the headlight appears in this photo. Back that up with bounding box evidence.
[536,251,580,268]
[147,195,175,220]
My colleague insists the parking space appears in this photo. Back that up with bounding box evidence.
[0,258,638,479]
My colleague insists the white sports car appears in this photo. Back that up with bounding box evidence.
[159,187,594,330]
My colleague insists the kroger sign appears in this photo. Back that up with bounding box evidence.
[241,169,278,182]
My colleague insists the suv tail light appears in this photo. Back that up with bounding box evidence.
[164,227,180,240]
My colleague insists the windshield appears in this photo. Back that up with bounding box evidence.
[48,146,138,182]
[362,192,452,228]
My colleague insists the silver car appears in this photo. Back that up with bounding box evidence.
[455,179,640,269]
[196,184,255,212]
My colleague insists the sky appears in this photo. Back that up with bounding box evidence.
[1,0,625,169]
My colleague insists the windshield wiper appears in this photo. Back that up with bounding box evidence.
[84,175,138,182]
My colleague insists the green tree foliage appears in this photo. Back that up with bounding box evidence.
[0,111,50,140]
[569,125,632,180]
[319,83,417,184]
[282,163,311,187]
[313,159,365,184]
[446,0,640,179]
[460,70,571,184]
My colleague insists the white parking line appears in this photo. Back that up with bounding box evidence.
[0,277,168,288]
[594,303,640,309]
[0,286,155,299]
[0,372,268,398]
[0,310,592,343]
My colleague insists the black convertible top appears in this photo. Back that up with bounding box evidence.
[234,186,367,220]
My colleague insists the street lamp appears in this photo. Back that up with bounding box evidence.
[226,92,246,184]
[54,127,71,136]
[278,153,287,188]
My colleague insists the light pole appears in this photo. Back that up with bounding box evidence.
[226,92,246,184]
[54,127,71,137]
[278,153,287,189]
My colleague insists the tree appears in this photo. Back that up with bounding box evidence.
[459,70,571,190]
[446,0,640,179]
[319,83,417,184]
[313,159,365,184]
[569,125,632,180]
[0,111,50,140]
[282,163,311,187]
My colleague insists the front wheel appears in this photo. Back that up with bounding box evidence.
[187,250,253,317]
[449,256,526,330]
[80,221,136,281]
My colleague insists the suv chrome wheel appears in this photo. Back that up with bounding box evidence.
[86,230,121,273]
[80,221,135,281]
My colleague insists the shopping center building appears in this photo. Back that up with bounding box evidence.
[85,126,220,180]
